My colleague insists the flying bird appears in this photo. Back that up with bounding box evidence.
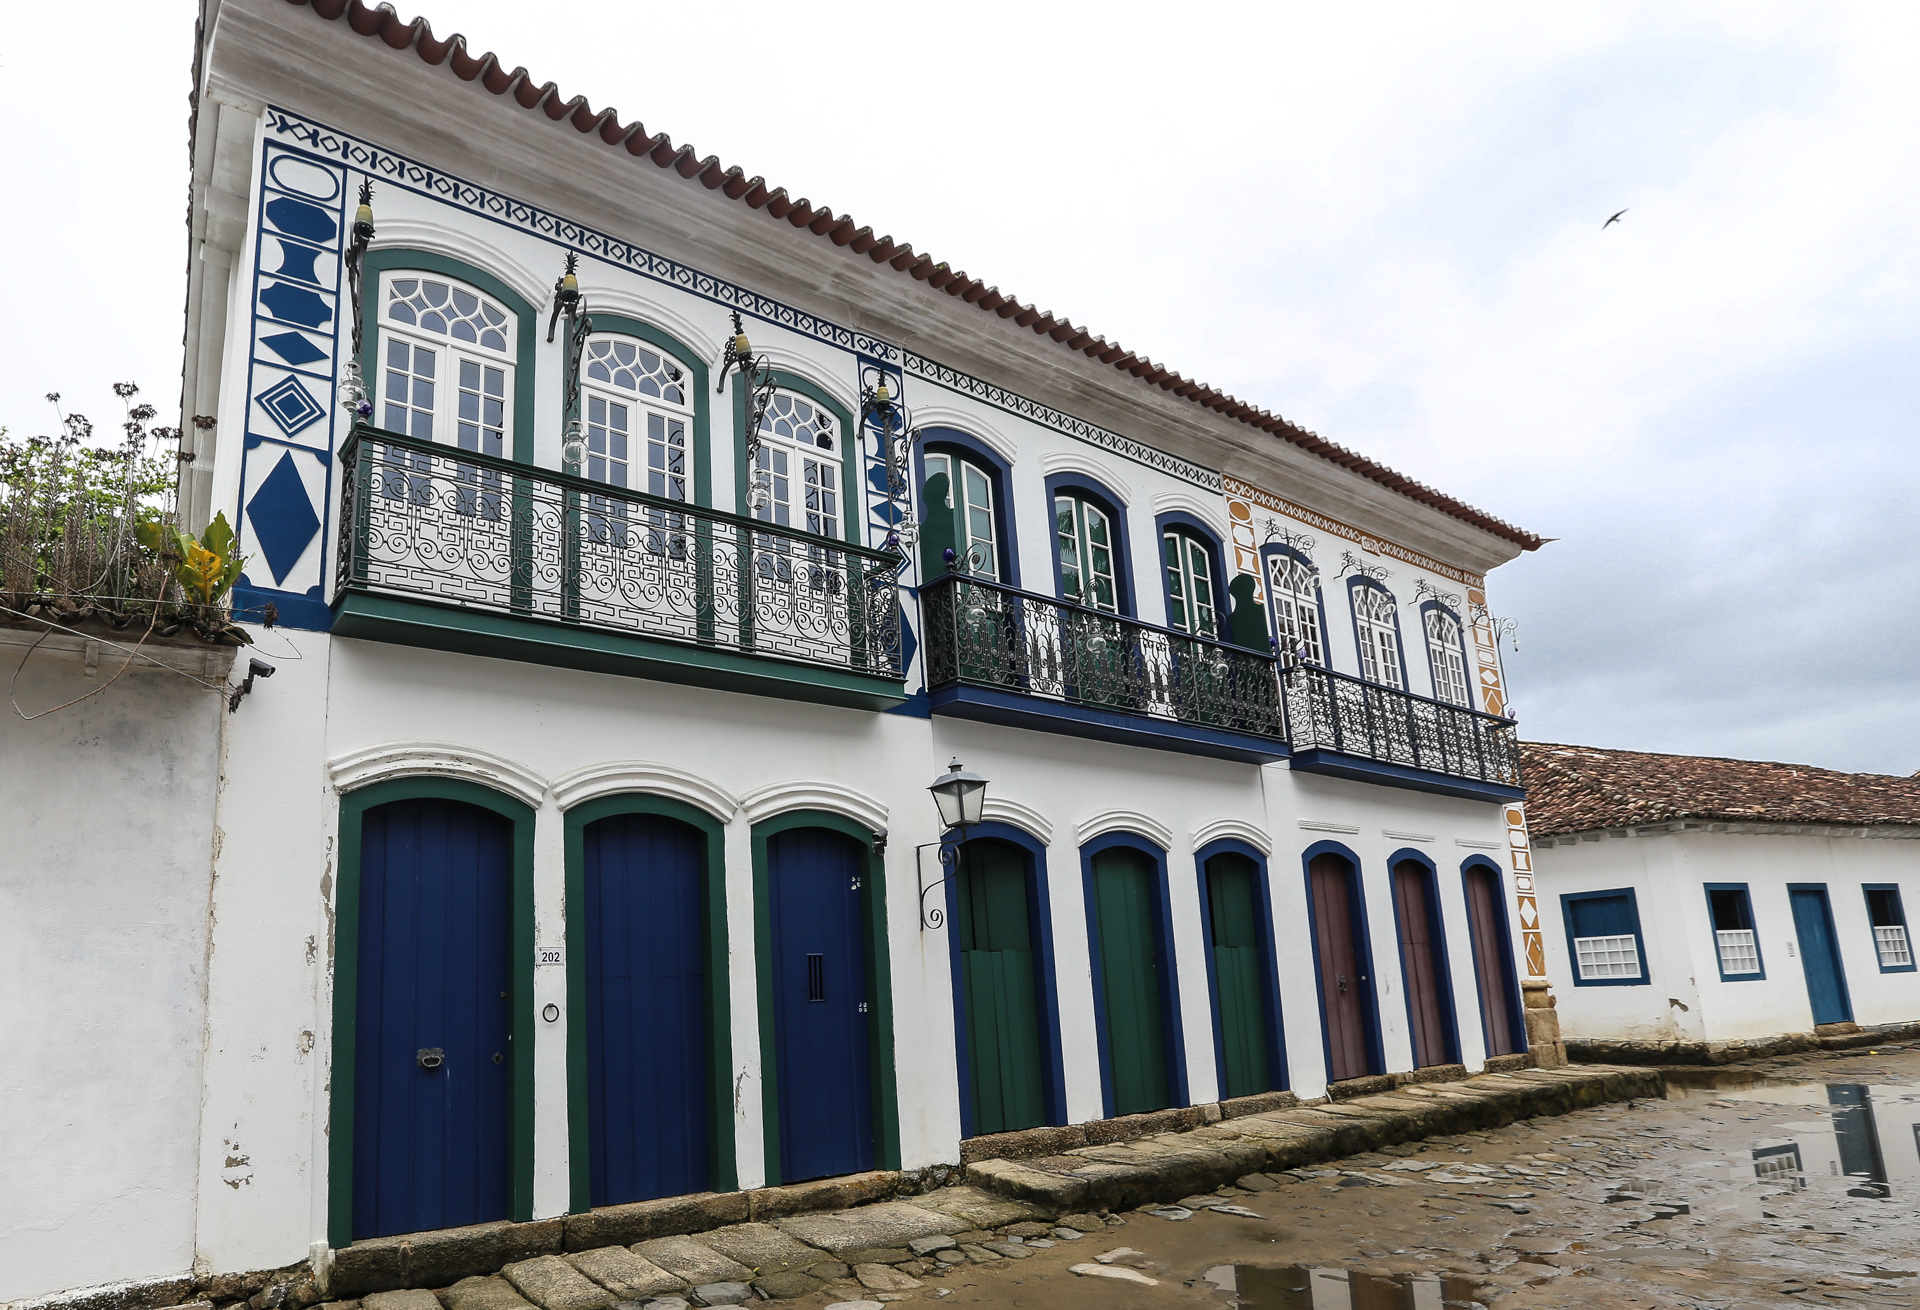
[1603,209,1628,229]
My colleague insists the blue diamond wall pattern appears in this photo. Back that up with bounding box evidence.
[260,330,327,367]
[258,376,326,437]
[245,452,323,586]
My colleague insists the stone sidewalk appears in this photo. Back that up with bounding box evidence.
[303,1065,1659,1309]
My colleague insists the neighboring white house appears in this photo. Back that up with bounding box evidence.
[1525,742,1920,1058]
[2,1,1560,1305]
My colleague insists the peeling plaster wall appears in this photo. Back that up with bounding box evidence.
[0,650,226,1304]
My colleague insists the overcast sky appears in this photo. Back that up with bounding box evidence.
[3,2,1913,773]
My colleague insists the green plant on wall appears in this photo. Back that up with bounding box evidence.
[135,512,245,607]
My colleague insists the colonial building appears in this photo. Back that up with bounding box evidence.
[4,1,1558,1304]
[1524,742,1920,1058]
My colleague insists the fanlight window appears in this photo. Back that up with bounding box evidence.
[1162,531,1216,637]
[754,392,840,539]
[925,452,998,580]
[386,278,510,353]
[1353,584,1404,689]
[1424,607,1471,706]
[1266,552,1323,664]
[1055,495,1117,613]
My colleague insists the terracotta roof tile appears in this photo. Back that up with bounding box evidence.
[1519,741,1920,837]
[273,0,1544,551]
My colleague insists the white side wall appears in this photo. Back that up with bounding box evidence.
[1535,830,1920,1043]
[0,645,227,1304]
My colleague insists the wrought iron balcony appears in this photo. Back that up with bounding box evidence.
[919,573,1287,762]
[1282,663,1523,800]
[331,426,904,705]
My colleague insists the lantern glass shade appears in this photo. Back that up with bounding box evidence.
[929,757,989,830]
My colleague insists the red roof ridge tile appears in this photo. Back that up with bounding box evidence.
[280,0,1544,551]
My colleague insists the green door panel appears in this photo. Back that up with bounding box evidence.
[958,842,1047,1134]
[1092,847,1170,1115]
[1206,855,1272,1099]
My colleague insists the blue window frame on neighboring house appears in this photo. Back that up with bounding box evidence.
[1560,888,1649,987]
[1865,885,1915,973]
[1705,883,1765,981]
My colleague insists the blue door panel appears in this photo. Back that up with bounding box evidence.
[354,798,512,1239]
[585,813,709,1205]
[1790,888,1853,1026]
[769,828,874,1182]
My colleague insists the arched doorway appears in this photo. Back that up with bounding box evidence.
[953,837,1048,1135]
[1307,850,1380,1083]
[1391,857,1457,1068]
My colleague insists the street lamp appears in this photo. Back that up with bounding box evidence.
[919,758,990,931]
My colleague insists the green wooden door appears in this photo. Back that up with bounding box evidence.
[1205,854,1272,1098]
[1092,847,1170,1115]
[957,841,1048,1135]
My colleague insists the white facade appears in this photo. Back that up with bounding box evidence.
[1537,829,1920,1045]
[1,2,1553,1304]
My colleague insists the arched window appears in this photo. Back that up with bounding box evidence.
[1161,530,1217,637]
[1424,605,1471,707]
[581,335,690,502]
[1352,583,1404,689]
[925,451,999,581]
[1055,494,1118,613]
[381,274,514,454]
[1264,550,1323,664]
[379,273,516,518]
[754,391,840,538]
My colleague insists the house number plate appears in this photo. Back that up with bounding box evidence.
[538,947,564,967]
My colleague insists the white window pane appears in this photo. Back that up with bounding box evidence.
[1875,925,1912,968]
[1575,934,1641,980]
[1716,929,1760,975]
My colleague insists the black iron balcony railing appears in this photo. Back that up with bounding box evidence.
[920,573,1286,741]
[335,425,903,679]
[1282,662,1521,788]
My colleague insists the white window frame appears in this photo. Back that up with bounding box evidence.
[1874,924,1912,969]
[1424,606,1472,707]
[378,272,516,456]
[1353,583,1404,689]
[1715,929,1761,975]
[1266,551,1323,664]
[753,390,842,539]
[580,333,692,503]
[925,452,999,581]
[1055,495,1118,613]
[1162,530,1217,637]
[1574,934,1642,980]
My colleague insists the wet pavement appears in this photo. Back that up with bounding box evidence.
[800,1044,1920,1309]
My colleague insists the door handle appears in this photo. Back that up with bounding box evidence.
[417,1047,445,1070]
[1337,973,1349,995]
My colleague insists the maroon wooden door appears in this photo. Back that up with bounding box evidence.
[1464,866,1519,1056]
[1309,854,1372,1082]
[1393,861,1451,1068]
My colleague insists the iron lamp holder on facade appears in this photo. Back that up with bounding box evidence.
[716,310,781,512]
[338,180,376,419]
[549,253,595,470]
[917,757,989,931]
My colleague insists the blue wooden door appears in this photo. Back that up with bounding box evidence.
[769,828,874,1182]
[353,798,512,1239]
[1790,887,1853,1025]
[585,813,708,1206]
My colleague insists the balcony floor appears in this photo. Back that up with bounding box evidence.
[929,682,1290,765]
[1289,746,1526,803]
[333,591,908,712]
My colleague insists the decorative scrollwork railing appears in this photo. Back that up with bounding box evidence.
[919,574,1285,740]
[336,425,903,679]
[1282,663,1520,787]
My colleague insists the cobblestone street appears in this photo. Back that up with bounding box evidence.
[802,1045,1918,1310]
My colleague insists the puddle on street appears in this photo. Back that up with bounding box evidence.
[846,1047,1920,1310]
[1204,1264,1480,1309]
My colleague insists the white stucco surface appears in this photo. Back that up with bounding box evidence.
[0,644,227,1303]
[1536,831,1920,1043]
